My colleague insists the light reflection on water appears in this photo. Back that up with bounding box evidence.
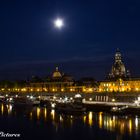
[0,103,140,138]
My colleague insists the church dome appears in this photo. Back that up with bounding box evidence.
[112,62,126,76]
[108,49,128,79]
[52,67,62,78]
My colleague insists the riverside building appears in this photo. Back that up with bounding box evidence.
[99,49,140,92]
[27,67,98,93]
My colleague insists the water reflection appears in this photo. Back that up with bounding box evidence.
[0,103,140,137]
[99,112,103,128]
[7,104,12,115]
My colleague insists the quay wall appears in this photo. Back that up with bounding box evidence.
[1,91,140,103]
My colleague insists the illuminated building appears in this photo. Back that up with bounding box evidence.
[99,49,140,92]
[27,67,98,93]
[99,78,140,92]
[28,67,82,92]
[108,48,130,80]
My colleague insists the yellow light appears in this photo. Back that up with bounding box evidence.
[70,88,73,92]
[129,119,132,134]
[88,112,93,126]
[83,88,86,92]
[83,116,86,123]
[1,88,5,91]
[60,115,63,122]
[51,109,55,120]
[122,88,125,92]
[21,88,27,92]
[89,98,92,101]
[136,88,139,91]
[1,104,4,115]
[112,98,115,102]
[44,88,47,91]
[88,88,93,92]
[61,88,64,92]
[37,107,40,119]
[7,104,12,115]
[99,112,103,128]
[44,108,47,121]
[30,112,33,120]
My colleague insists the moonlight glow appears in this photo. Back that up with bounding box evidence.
[54,18,64,29]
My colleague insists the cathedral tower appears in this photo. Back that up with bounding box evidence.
[108,49,130,79]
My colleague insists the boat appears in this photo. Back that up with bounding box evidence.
[55,94,86,115]
[110,96,140,114]
[13,96,40,106]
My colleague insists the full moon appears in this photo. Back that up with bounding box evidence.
[54,18,64,29]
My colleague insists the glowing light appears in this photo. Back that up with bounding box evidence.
[1,104,4,115]
[30,112,33,120]
[27,95,30,98]
[44,108,47,121]
[99,112,103,128]
[70,88,73,92]
[83,115,86,123]
[21,88,26,92]
[51,103,56,108]
[54,18,64,29]
[7,104,12,114]
[112,98,115,102]
[61,88,64,92]
[37,107,40,119]
[135,117,138,130]
[88,112,93,126]
[51,109,55,120]
[135,100,138,104]
[30,96,33,99]
[89,98,92,101]
[136,88,139,91]
[70,97,73,100]
[1,88,4,91]
[129,119,132,134]
[60,115,63,122]
[88,88,93,92]
[75,94,82,98]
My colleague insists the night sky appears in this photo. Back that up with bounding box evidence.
[0,0,140,80]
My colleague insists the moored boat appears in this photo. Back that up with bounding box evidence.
[55,94,86,115]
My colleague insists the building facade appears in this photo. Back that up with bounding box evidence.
[26,67,98,93]
[99,49,140,92]
[99,78,140,92]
